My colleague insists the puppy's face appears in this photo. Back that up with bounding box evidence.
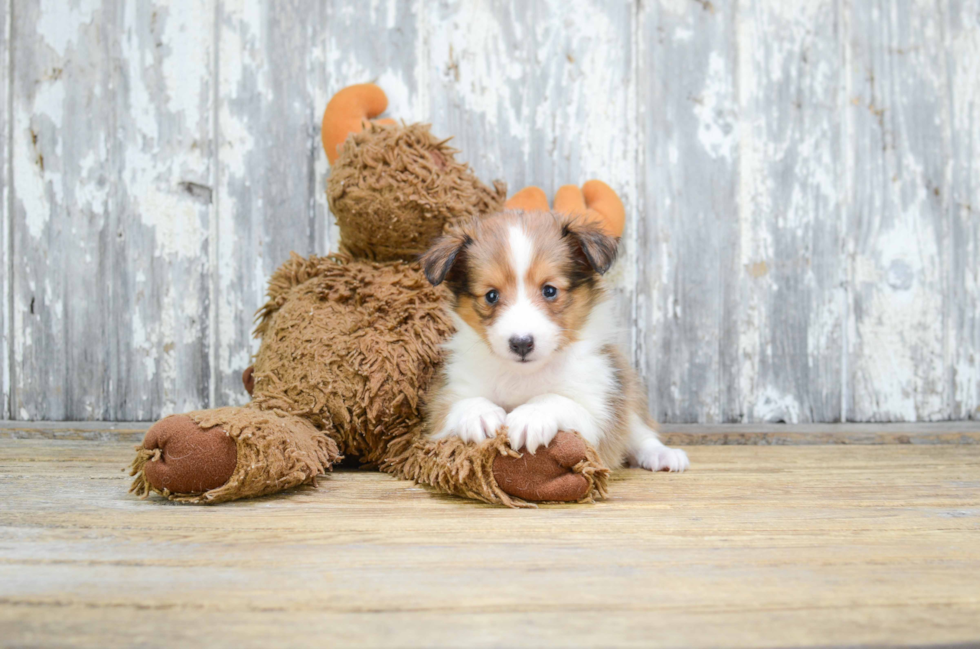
[422,210,618,367]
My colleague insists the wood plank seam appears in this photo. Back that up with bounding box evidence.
[2,0,12,420]
[628,0,644,377]
[838,0,853,423]
[208,0,220,411]
[2,421,978,445]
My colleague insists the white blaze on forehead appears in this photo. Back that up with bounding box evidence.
[485,221,562,364]
[508,224,533,296]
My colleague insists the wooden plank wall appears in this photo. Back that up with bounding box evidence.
[1,0,978,423]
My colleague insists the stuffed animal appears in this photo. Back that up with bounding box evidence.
[128,83,623,507]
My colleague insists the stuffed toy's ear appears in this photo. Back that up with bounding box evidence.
[322,84,397,164]
[562,217,619,276]
[554,180,625,238]
[420,230,472,287]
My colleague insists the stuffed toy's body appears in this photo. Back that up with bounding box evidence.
[129,84,621,506]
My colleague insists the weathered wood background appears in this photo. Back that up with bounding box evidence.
[1,0,978,423]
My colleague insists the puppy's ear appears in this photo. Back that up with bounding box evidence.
[421,229,472,287]
[562,217,619,276]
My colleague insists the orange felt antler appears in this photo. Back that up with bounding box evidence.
[507,181,625,237]
[554,180,625,238]
[321,83,397,164]
[504,186,549,212]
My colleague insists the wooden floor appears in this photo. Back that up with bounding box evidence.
[1,433,979,648]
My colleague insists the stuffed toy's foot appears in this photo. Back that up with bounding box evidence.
[139,415,239,495]
[493,431,609,503]
[390,429,607,507]
[130,407,341,504]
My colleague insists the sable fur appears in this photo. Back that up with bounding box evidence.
[420,209,689,474]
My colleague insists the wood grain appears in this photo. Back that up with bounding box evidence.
[9,1,213,420]
[214,0,322,408]
[637,0,739,423]
[1,437,979,647]
[2,0,979,423]
[734,0,845,423]
[847,0,950,422]
[946,0,980,420]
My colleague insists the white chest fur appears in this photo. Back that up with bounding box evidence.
[442,300,618,426]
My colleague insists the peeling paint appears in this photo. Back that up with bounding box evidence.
[752,385,802,423]
[37,0,97,57]
[4,0,977,423]
[694,52,737,160]
[14,109,52,240]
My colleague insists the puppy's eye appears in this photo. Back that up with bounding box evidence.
[485,289,499,305]
[542,285,558,300]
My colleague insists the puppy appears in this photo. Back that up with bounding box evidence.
[420,209,689,473]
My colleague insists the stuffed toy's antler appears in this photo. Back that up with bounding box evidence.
[504,186,550,212]
[555,180,625,238]
[506,180,625,238]
[321,83,396,164]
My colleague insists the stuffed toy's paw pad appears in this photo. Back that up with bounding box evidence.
[492,431,592,502]
[142,415,238,495]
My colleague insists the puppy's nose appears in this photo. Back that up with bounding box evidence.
[509,335,534,359]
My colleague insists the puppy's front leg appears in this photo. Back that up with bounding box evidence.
[506,394,601,453]
[431,397,507,444]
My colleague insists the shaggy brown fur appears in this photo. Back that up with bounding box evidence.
[129,116,609,507]
[249,253,452,466]
[328,123,506,261]
[130,406,342,504]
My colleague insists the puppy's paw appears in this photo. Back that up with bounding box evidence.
[633,444,690,472]
[506,404,561,454]
[439,398,507,444]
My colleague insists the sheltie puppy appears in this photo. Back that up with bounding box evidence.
[419,209,689,473]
